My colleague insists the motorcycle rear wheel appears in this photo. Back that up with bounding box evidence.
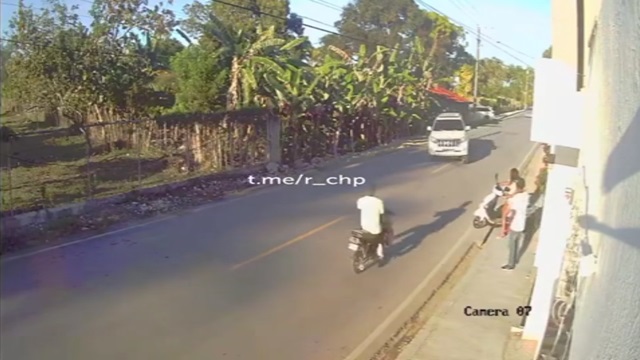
[352,248,366,274]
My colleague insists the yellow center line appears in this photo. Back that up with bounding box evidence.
[229,215,347,271]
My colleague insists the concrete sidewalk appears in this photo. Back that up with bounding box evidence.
[395,148,543,360]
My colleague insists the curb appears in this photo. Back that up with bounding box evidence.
[498,109,527,120]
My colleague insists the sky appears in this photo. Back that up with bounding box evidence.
[0,0,551,66]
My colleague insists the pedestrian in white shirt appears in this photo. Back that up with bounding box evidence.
[502,178,529,270]
[356,186,386,259]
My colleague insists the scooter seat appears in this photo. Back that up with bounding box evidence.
[351,229,367,237]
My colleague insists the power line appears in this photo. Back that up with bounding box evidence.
[0,0,382,61]
[415,0,531,66]
[458,0,481,18]
[416,0,529,64]
[300,0,533,66]
[0,1,93,19]
[493,40,535,60]
[450,0,479,25]
[308,0,342,12]
[4,0,528,65]
[207,0,389,49]
[2,0,532,70]
[0,0,344,46]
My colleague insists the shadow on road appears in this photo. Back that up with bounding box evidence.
[383,200,472,265]
[468,138,497,164]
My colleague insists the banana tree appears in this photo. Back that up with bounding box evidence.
[311,55,351,156]
[262,60,322,163]
[333,46,374,152]
[197,15,304,166]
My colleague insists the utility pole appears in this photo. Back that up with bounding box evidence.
[472,25,481,107]
[523,69,530,109]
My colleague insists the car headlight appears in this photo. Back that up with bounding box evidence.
[429,137,438,143]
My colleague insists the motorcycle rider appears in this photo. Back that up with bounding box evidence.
[356,185,386,260]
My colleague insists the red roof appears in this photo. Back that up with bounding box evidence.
[428,86,471,103]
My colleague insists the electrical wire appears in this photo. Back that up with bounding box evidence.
[0,1,93,19]
[457,0,481,18]
[0,0,372,62]
[414,0,532,66]
[450,0,480,25]
[196,0,390,48]
[304,0,534,65]
[308,0,342,12]
[2,0,533,68]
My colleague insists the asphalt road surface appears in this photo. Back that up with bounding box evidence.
[1,113,534,360]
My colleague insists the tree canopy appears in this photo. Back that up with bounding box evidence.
[1,0,533,163]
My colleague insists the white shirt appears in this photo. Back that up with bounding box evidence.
[357,196,384,235]
[508,192,530,232]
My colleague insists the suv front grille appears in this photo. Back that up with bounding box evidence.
[437,139,461,147]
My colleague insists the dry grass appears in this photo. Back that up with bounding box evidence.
[1,112,207,214]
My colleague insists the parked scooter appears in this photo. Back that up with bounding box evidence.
[472,173,538,230]
[472,173,509,229]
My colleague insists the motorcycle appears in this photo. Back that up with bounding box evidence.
[348,214,394,274]
[472,173,538,230]
[472,173,509,229]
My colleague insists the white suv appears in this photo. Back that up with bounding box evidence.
[427,113,471,163]
[474,106,495,122]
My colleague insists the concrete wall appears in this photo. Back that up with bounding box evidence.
[581,0,603,87]
[551,0,577,68]
[569,0,640,358]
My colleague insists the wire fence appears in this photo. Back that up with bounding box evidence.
[0,113,271,216]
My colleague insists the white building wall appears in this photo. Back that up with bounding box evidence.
[569,0,640,358]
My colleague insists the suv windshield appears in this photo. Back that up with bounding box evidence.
[433,119,464,131]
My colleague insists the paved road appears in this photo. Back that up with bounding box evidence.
[1,114,534,360]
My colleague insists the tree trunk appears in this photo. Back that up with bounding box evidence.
[332,127,341,157]
[292,114,301,162]
[221,56,242,168]
[427,34,440,64]
[44,105,59,127]
[266,115,281,164]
